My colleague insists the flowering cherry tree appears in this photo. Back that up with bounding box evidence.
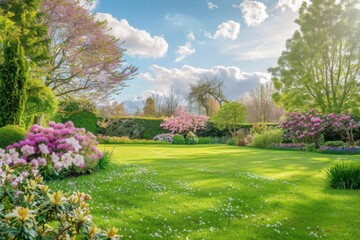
[160,107,208,135]
[280,109,326,147]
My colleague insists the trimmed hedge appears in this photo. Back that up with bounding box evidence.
[64,111,98,134]
[99,117,168,139]
[0,125,26,149]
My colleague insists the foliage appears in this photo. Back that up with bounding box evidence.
[319,146,360,155]
[0,152,120,239]
[250,122,269,135]
[172,134,185,144]
[95,150,113,170]
[0,37,28,127]
[211,102,247,137]
[64,111,98,135]
[161,107,208,135]
[244,134,253,146]
[143,97,157,117]
[98,135,170,144]
[153,133,174,143]
[304,143,317,152]
[226,138,237,146]
[188,77,227,116]
[269,0,360,114]
[42,0,137,102]
[323,141,346,147]
[198,136,228,144]
[236,130,246,146]
[0,125,26,149]
[267,143,305,151]
[326,113,360,146]
[152,89,180,117]
[196,121,228,138]
[185,132,199,145]
[251,129,283,149]
[327,161,360,189]
[98,101,128,118]
[100,117,167,139]
[6,121,103,179]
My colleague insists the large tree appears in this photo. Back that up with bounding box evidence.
[42,0,137,102]
[269,0,360,114]
[0,37,28,127]
[188,77,227,116]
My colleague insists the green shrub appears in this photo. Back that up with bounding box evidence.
[304,143,317,151]
[96,150,113,170]
[227,138,237,146]
[250,122,268,135]
[98,136,170,144]
[0,125,26,149]
[198,136,228,144]
[185,132,199,145]
[173,134,185,144]
[251,129,283,148]
[326,161,360,189]
[324,141,346,147]
[64,111,98,134]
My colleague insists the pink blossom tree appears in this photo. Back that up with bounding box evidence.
[326,113,360,146]
[160,107,209,135]
[280,109,326,147]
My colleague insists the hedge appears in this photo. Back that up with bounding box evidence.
[54,111,98,134]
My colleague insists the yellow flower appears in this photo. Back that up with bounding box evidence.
[48,191,67,206]
[107,227,119,239]
[25,194,35,203]
[89,225,99,238]
[6,206,36,222]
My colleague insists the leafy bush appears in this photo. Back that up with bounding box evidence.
[173,134,185,144]
[227,138,237,146]
[0,125,26,149]
[323,141,346,147]
[251,129,283,148]
[250,122,269,135]
[304,143,317,151]
[64,111,98,134]
[319,146,360,155]
[0,152,119,239]
[198,136,228,144]
[98,135,170,144]
[6,121,103,179]
[326,161,360,189]
[153,133,174,142]
[185,132,199,145]
[236,131,246,146]
[244,134,253,146]
[96,150,113,170]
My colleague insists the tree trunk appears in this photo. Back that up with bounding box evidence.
[33,114,45,125]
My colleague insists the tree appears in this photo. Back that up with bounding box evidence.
[243,82,284,123]
[211,102,247,137]
[0,37,28,127]
[42,0,137,102]
[269,0,360,114]
[160,107,209,135]
[188,77,227,116]
[143,97,156,117]
[98,101,128,118]
[153,89,181,117]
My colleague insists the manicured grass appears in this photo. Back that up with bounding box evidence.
[49,145,360,239]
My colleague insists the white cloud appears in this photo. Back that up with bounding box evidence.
[140,65,268,100]
[208,2,219,10]
[233,0,269,26]
[95,13,168,58]
[187,32,196,41]
[138,72,154,82]
[209,20,241,40]
[175,42,196,62]
[276,0,310,12]
[79,0,98,11]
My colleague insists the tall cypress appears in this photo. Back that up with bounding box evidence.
[0,37,28,127]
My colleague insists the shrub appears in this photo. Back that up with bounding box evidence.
[250,122,268,135]
[96,150,113,170]
[198,136,228,144]
[251,129,283,148]
[323,141,346,147]
[326,161,360,189]
[185,132,199,145]
[6,121,103,179]
[0,152,119,239]
[304,143,317,152]
[0,125,26,149]
[64,111,98,134]
[173,134,185,144]
[236,131,246,146]
[227,138,237,146]
[244,134,253,146]
[153,133,174,143]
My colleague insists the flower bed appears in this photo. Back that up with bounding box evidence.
[319,146,360,154]
[267,143,305,151]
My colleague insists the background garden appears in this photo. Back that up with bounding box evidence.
[0,0,360,239]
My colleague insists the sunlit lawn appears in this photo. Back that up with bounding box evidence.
[49,144,360,239]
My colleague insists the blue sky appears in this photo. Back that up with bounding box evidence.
[88,0,308,111]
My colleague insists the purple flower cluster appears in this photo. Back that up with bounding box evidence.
[268,143,305,151]
[319,146,360,155]
[4,121,102,176]
[153,133,174,143]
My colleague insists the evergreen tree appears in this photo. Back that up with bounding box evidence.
[0,37,28,127]
[143,97,157,117]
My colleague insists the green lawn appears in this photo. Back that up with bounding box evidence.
[49,144,360,239]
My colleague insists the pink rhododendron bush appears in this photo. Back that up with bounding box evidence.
[0,148,119,239]
[5,121,103,179]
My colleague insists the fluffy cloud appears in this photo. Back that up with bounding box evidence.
[175,42,196,62]
[79,0,98,11]
[207,2,219,10]
[138,72,154,82]
[139,65,269,100]
[276,0,310,12]
[233,0,269,26]
[209,20,241,40]
[187,32,196,41]
[95,13,168,58]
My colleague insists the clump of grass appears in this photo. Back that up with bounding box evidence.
[96,150,114,170]
[326,161,360,189]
